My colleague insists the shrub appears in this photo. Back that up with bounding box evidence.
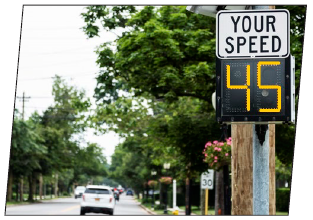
[276,188,290,212]
[141,198,152,204]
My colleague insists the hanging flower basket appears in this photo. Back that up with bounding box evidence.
[203,137,232,170]
[159,177,172,185]
[148,180,158,188]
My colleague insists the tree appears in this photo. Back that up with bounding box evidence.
[8,111,47,201]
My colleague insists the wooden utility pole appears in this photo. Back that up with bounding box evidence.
[231,124,253,215]
[231,5,276,216]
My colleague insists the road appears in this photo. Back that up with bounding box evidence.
[5,194,149,215]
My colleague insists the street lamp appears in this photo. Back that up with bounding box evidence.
[186,5,252,18]
[151,171,157,209]
[163,163,171,214]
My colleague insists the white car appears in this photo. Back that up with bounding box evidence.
[74,186,86,199]
[80,185,115,215]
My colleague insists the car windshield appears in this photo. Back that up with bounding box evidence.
[85,188,111,194]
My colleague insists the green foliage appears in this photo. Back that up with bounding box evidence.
[9,76,110,201]
[81,5,306,194]
[276,188,290,212]
[10,112,47,178]
[275,156,292,184]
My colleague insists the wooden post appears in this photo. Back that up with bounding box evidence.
[231,124,253,215]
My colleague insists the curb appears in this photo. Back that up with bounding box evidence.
[132,197,157,215]
[139,204,157,215]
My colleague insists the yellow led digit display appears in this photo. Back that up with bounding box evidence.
[257,61,281,112]
[226,64,250,111]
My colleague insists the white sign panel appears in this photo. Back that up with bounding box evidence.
[216,10,290,59]
[201,169,214,189]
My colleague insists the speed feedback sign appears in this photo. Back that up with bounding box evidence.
[201,169,214,189]
[216,10,290,59]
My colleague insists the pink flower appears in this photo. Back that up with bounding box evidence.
[214,147,218,151]
[228,137,232,141]
[205,141,212,148]
[214,160,217,163]
[218,148,222,152]
[219,142,224,146]
[205,153,208,157]
[214,156,218,160]
[225,153,229,156]
[213,140,218,144]
[227,141,231,145]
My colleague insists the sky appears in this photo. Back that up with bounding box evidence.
[16,6,122,164]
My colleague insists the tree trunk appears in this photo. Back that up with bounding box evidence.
[72,184,75,197]
[159,183,163,205]
[215,169,225,215]
[44,183,46,199]
[185,177,192,215]
[32,174,37,200]
[39,173,43,200]
[54,173,58,198]
[200,189,206,215]
[28,175,34,201]
[6,171,13,202]
[15,182,19,201]
[20,177,24,202]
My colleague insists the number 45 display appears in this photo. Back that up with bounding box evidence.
[216,55,295,123]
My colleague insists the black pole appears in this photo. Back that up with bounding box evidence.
[223,165,231,215]
[152,186,155,209]
[220,124,231,215]
[164,184,168,214]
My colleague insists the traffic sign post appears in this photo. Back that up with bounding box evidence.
[215,6,290,215]
[187,4,294,215]
[201,169,214,215]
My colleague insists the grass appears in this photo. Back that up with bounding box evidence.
[6,195,72,206]
[178,205,215,215]
[276,211,288,215]
[135,198,288,216]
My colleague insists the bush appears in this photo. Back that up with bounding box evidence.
[154,204,165,210]
[141,198,152,204]
[276,188,290,212]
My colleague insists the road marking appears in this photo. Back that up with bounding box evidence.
[60,205,80,213]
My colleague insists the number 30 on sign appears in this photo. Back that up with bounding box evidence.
[215,56,295,123]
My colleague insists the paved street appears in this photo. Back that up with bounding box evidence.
[5,194,148,215]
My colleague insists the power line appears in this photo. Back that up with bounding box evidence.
[21,59,96,69]
[18,72,97,81]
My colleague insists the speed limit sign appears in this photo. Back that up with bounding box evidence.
[201,169,214,189]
